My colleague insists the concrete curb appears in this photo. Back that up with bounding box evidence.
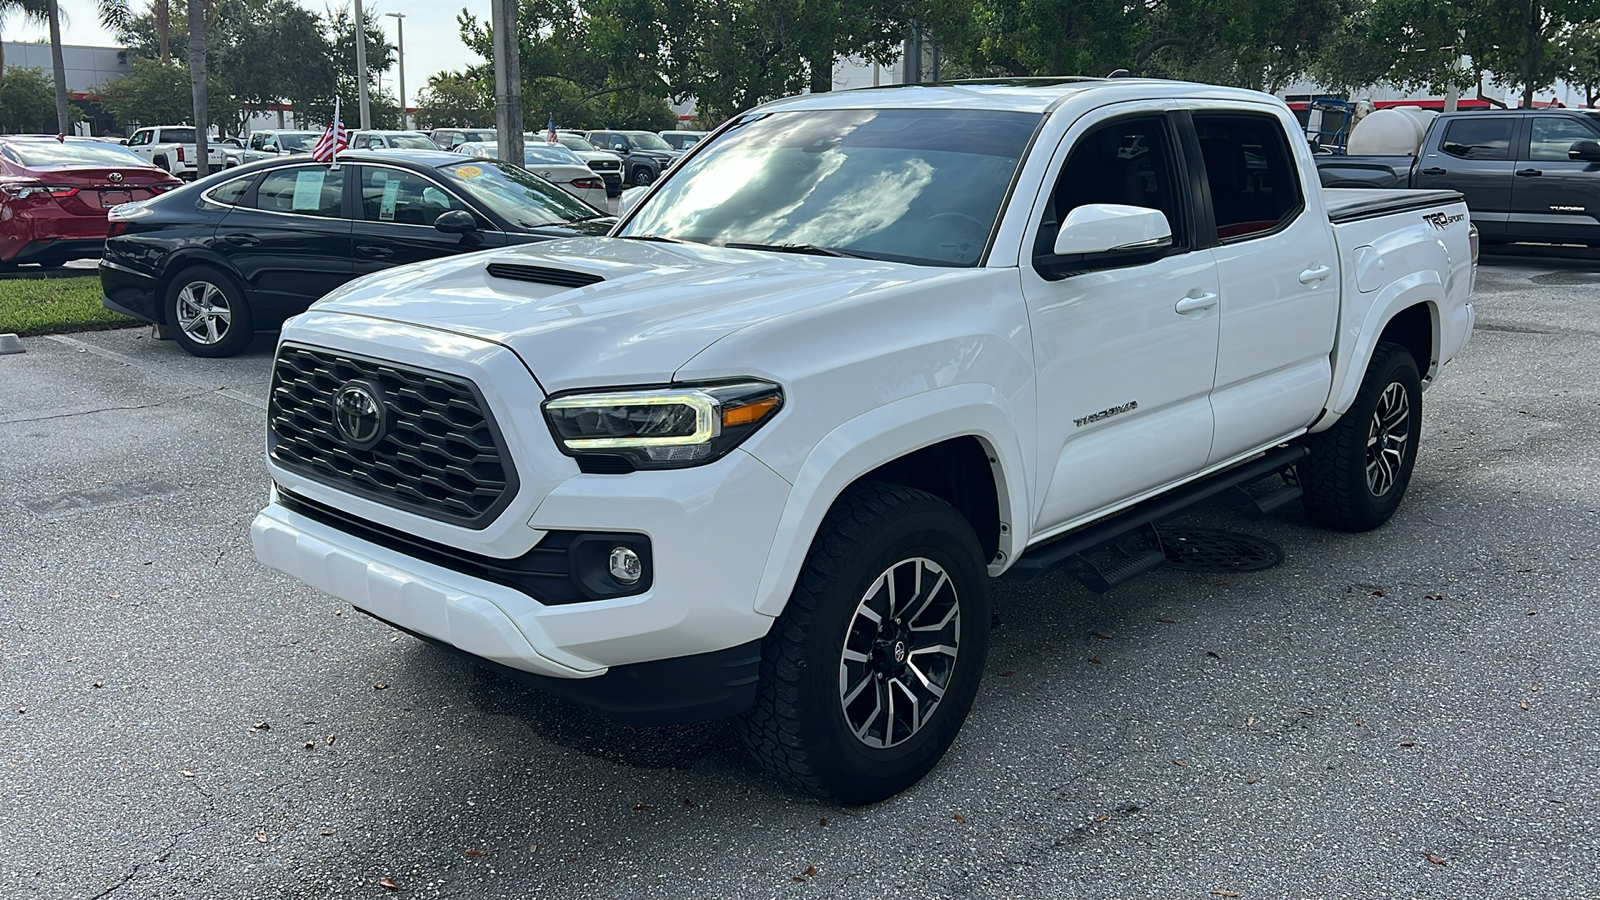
[0,333,24,354]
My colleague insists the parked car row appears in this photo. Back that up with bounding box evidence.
[99,150,613,356]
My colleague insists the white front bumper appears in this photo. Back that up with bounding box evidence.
[253,448,794,678]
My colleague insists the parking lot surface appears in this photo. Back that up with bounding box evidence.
[3,247,1598,898]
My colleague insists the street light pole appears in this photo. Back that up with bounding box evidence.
[352,0,372,129]
[386,12,408,131]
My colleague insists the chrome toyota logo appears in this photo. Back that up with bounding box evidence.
[108,172,123,183]
[332,381,385,448]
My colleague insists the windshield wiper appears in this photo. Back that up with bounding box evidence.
[617,233,685,244]
[722,241,865,258]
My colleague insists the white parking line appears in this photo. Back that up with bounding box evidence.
[45,333,269,410]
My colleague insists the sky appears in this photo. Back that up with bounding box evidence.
[3,0,484,100]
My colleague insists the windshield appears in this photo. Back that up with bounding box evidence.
[437,159,600,228]
[279,133,319,151]
[523,144,584,166]
[624,131,673,151]
[556,134,598,153]
[388,134,436,149]
[620,108,1040,266]
[1,141,152,168]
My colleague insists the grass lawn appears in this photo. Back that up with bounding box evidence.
[0,275,139,337]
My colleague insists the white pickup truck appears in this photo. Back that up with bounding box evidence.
[123,126,226,179]
[251,79,1476,803]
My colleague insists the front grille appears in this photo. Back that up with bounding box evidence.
[268,345,517,528]
[587,161,620,171]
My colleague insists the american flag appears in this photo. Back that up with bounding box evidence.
[312,98,348,163]
[546,114,558,144]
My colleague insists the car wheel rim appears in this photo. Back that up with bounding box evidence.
[1366,382,1410,497]
[175,281,232,345]
[838,556,961,750]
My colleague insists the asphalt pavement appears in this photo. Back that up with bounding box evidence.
[2,246,1598,898]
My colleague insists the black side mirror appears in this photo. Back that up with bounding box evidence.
[434,209,478,234]
[1569,140,1600,162]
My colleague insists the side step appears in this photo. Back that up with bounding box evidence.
[1003,444,1309,591]
[1229,481,1303,519]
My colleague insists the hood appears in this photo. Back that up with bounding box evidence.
[311,237,956,393]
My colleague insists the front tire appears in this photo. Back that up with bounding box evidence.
[1298,341,1423,531]
[631,166,654,186]
[738,482,991,804]
[164,265,254,358]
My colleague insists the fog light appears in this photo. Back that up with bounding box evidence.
[608,547,642,584]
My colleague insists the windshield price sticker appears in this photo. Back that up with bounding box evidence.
[379,179,401,221]
[455,165,484,179]
[291,170,326,211]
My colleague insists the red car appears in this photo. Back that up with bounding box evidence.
[0,137,182,271]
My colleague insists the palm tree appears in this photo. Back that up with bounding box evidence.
[45,0,68,133]
[97,0,169,61]
[188,0,208,176]
[0,0,50,98]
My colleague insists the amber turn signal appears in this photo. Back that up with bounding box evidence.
[722,396,780,427]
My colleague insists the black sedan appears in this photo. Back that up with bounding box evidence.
[100,150,613,357]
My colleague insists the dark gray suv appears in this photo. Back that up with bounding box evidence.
[585,130,679,186]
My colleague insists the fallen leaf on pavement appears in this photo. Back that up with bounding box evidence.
[1091,632,1113,640]
[373,683,388,690]
[1206,651,1221,660]
[1175,760,1190,767]
[1519,701,1530,711]
[1209,891,1239,897]
[320,830,334,836]
[181,770,195,778]
[633,803,654,811]
[1094,813,1108,823]
[464,850,487,858]
[326,734,336,746]
[1400,741,1415,748]
[92,682,103,689]
[380,876,399,890]
[997,670,1014,677]
[1246,777,1259,785]
[255,832,268,843]
[1087,657,1103,665]
[803,866,817,877]
[1425,852,1446,866]
[952,813,967,824]
[251,721,270,731]
[819,818,827,827]
[1156,618,1176,624]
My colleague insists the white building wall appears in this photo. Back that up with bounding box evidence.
[1,42,132,93]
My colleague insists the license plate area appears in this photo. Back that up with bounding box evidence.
[98,190,131,208]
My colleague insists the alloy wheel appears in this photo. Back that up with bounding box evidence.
[174,281,232,346]
[838,557,961,749]
[1365,381,1410,497]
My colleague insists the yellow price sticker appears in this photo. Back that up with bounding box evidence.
[455,165,484,179]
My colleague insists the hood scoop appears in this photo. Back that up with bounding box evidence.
[486,262,604,289]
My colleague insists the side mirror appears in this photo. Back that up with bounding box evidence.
[434,209,479,234]
[1036,203,1173,279]
[1053,204,1172,256]
[618,186,648,217]
[611,142,628,152]
[1569,140,1600,162]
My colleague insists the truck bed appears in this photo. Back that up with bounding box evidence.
[1323,187,1464,224]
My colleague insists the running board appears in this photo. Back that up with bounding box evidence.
[1003,444,1309,589]
[1229,481,1304,519]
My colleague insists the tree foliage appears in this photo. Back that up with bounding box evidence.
[413,71,489,129]
[0,66,78,132]
[97,56,236,126]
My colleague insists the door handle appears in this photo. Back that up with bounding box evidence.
[1174,292,1218,314]
[221,233,259,247]
[1515,168,1542,177]
[1419,167,1447,176]
[357,245,394,258]
[1298,263,1333,285]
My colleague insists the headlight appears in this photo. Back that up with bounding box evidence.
[543,380,783,470]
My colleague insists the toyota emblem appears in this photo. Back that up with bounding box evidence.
[108,172,124,183]
[332,381,386,449]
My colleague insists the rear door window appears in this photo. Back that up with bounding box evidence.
[208,174,256,206]
[254,166,345,217]
[1440,118,1516,159]
[1193,113,1304,242]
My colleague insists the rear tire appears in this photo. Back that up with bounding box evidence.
[1298,341,1422,531]
[737,482,991,804]
[164,265,254,358]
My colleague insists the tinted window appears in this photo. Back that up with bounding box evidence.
[1194,113,1303,241]
[624,132,673,151]
[389,134,436,150]
[278,133,318,152]
[1528,116,1600,161]
[0,141,150,168]
[1039,116,1186,256]
[209,175,255,205]
[622,107,1040,266]
[161,128,197,144]
[359,167,465,226]
[438,159,600,227]
[254,166,345,217]
[1440,118,1515,160]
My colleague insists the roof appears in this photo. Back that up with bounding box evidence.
[758,77,1276,115]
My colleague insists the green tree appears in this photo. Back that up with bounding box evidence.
[413,70,490,129]
[1555,20,1600,106]
[300,3,397,127]
[96,56,236,127]
[0,66,71,132]
[213,0,334,128]
[97,0,174,60]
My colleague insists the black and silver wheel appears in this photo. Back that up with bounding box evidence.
[1298,341,1423,531]
[164,265,253,358]
[739,482,990,804]
[631,166,654,186]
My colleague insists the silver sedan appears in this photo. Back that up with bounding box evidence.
[452,142,609,209]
